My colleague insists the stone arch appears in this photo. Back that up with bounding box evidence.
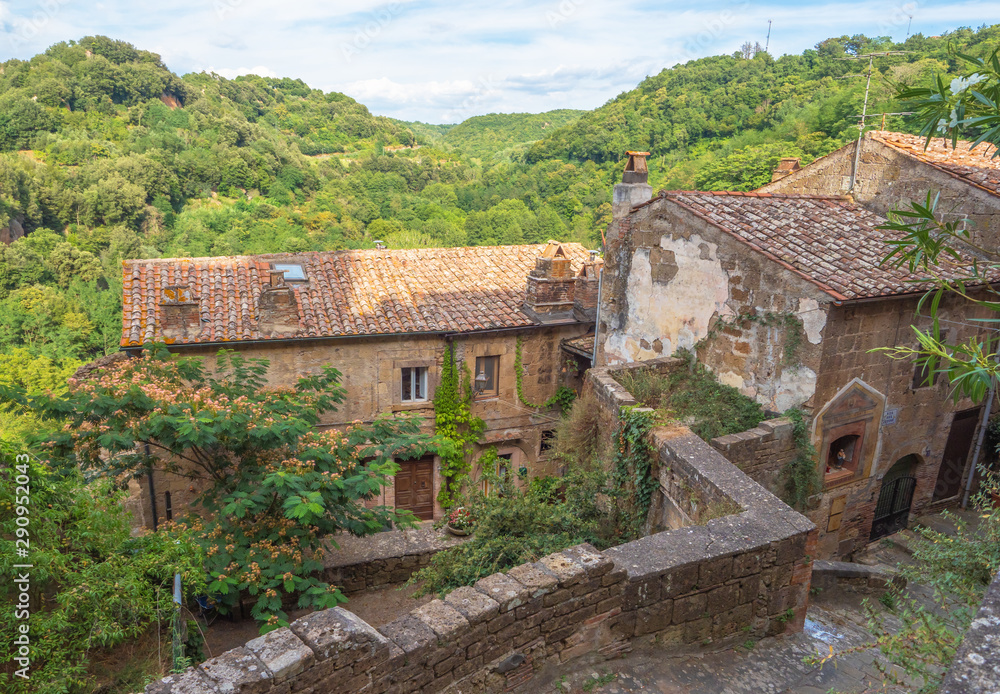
[870,454,920,541]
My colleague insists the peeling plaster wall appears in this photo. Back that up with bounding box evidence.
[598,200,831,413]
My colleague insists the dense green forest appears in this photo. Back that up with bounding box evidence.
[1,26,999,436]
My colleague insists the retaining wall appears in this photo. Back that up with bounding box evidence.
[147,361,815,694]
[709,418,798,497]
[940,572,1000,694]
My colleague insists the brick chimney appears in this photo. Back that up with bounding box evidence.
[523,241,576,322]
[573,251,603,321]
[612,151,653,220]
[770,157,801,182]
[258,271,300,335]
[159,285,202,341]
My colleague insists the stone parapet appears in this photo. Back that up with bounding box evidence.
[939,571,1000,694]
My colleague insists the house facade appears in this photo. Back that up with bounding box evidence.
[121,242,599,528]
[598,157,995,559]
[759,130,1000,251]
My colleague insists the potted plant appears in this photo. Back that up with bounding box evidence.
[445,507,475,536]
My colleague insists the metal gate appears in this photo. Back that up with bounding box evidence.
[869,476,916,542]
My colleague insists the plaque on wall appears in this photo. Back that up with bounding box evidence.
[881,408,899,426]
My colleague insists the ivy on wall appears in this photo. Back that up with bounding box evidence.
[610,406,658,540]
[514,336,577,415]
[780,407,821,510]
[434,344,485,508]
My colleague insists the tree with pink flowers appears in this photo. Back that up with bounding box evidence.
[2,346,435,632]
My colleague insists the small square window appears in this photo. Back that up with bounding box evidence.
[484,453,513,496]
[401,367,428,402]
[475,356,500,397]
[273,263,306,281]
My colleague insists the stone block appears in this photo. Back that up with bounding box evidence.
[561,544,614,577]
[682,617,712,644]
[699,555,733,586]
[506,563,559,596]
[474,572,528,612]
[291,607,387,666]
[539,552,588,587]
[660,562,700,598]
[146,668,221,694]
[634,602,673,636]
[445,586,500,624]
[707,584,739,614]
[377,615,437,659]
[245,627,315,683]
[672,592,707,624]
[412,599,469,640]
[623,578,661,610]
[199,647,272,694]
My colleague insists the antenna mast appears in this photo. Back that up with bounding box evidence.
[765,20,772,52]
[844,51,908,193]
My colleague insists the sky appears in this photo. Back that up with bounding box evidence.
[1,0,998,123]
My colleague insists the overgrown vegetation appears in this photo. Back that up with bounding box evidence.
[614,360,766,441]
[411,394,656,596]
[780,408,822,510]
[513,336,577,414]
[433,344,485,508]
[0,443,206,693]
[0,346,434,634]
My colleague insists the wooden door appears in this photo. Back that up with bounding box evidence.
[933,408,980,501]
[395,458,434,520]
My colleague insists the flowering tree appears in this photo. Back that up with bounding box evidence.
[2,346,435,631]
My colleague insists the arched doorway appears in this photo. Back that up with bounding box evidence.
[869,455,918,542]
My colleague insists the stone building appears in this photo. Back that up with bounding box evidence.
[120,242,600,527]
[597,155,997,559]
[759,130,1000,250]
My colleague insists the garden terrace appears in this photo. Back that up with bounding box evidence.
[146,358,815,694]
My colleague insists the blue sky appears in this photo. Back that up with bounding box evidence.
[1,0,998,123]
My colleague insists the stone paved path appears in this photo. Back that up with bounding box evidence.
[524,603,914,694]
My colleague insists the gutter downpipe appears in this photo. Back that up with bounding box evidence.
[962,380,996,509]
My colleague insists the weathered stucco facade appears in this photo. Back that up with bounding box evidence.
[598,166,993,559]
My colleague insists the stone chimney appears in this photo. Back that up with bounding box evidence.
[573,251,603,321]
[612,151,653,220]
[159,285,202,341]
[258,271,300,336]
[522,241,577,322]
[770,157,801,182]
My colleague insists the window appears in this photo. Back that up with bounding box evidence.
[475,356,500,397]
[401,367,428,402]
[484,453,513,496]
[911,359,938,389]
[273,263,306,281]
[540,430,556,455]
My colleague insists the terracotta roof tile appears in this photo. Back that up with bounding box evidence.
[121,243,589,347]
[659,191,997,301]
[870,131,1000,198]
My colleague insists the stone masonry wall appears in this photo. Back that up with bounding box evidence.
[710,418,797,497]
[939,571,1000,694]
[146,362,814,694]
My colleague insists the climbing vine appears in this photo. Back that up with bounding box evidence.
[610,406,658,540]
[780,408,821,510]
[697,310,805,366]
[433,344,486,508]
[514,336,577,415]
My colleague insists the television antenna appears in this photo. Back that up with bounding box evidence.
[906,15,913,38]
[840,51,910,192]
[765,20,772,52]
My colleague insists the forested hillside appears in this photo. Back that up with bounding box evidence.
[1,26,999,434]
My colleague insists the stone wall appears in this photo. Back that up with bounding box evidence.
[709,418,797,497]
[940,572,1000,694]
[147,362,815,694]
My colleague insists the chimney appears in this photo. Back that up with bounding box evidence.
[612,151,653,220]
[258,273,300,336]
[770,157,801,182]
[522,241,576,322]
[572,250,603,321]
[159,285,202,342]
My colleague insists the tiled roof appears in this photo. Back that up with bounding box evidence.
[121,244,590,346]
[657,191,997,301]
[870,131,1000,198]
